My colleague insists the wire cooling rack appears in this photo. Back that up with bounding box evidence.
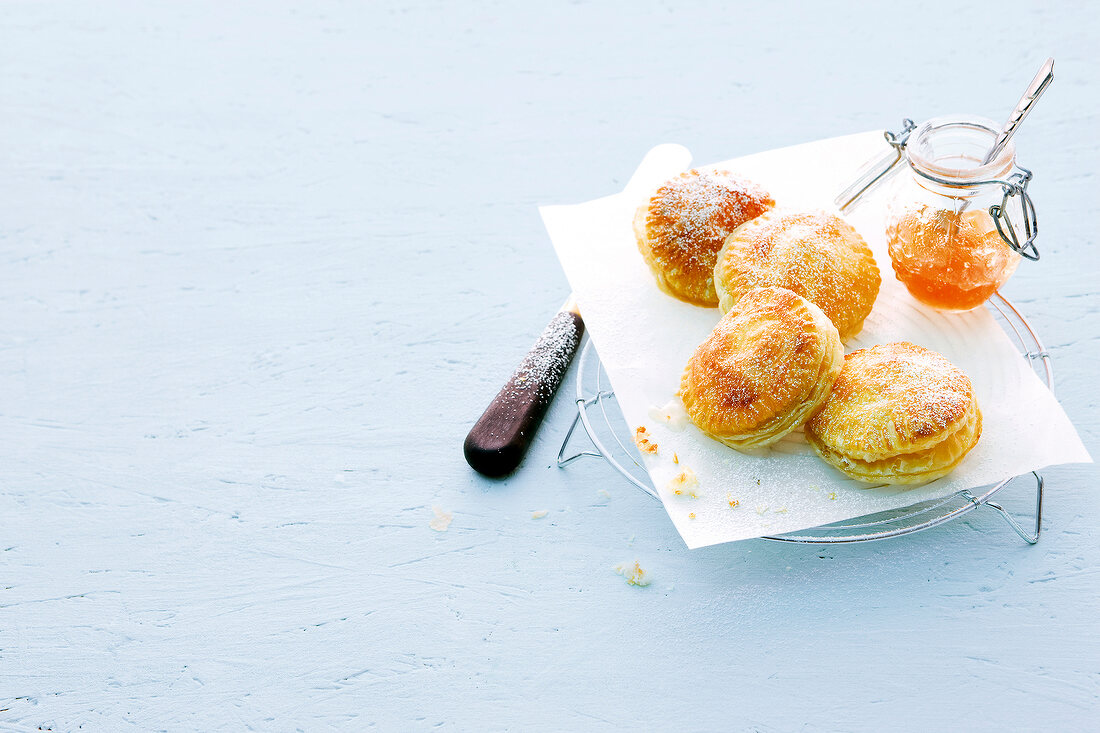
[557,293,1049,544]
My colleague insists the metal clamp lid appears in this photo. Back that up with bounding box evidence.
[991,167,1040,260]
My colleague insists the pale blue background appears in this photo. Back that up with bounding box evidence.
[1,1,1097,730]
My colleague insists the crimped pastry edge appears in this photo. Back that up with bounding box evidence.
[807,402,983,485]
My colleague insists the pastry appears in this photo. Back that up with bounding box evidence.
[634,169,774,306]
[713,209,880,339]
[679,286,843,449]
[805,342,982,485]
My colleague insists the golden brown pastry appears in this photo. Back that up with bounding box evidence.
[805,342,982,485]
[713,209,880,339]
[634,169,774,306]
[679,286,843,449]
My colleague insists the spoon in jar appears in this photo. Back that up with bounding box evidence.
[981,57,1055,166]
[948,58,1053,232]
[835,59,1054,213]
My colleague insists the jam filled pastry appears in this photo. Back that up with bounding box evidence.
[806,342,982,485]
[679,286,843,450]
[634,169,774,307]
[713,209,880,339]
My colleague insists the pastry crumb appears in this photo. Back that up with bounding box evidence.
[429,505,453,532]
[666,468,699,498]
[775,506,788,514]
[755,504,769,515]
[633,426,659,454]
[828,492,838,501]
[613,560,651,587]
[648,400,689,431]
[726,492,740,509]
[688,512,696,519]
[672,452,679,464]
[531,510,549,519]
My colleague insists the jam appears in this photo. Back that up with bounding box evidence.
[886,205,1021,311]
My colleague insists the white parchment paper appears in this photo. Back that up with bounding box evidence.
[540,131,1092,548]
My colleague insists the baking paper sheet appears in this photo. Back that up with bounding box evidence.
[540,131,1092,548]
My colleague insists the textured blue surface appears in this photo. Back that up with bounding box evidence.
[1,1,1097,730]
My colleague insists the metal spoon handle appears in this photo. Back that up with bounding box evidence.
[982,57,1055,165]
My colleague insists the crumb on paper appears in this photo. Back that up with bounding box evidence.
[755,504,769,516]
[688,512,696,520]
[597,489,611,499]
[613,560,651,587]
[648,399,689,431]
[429,505,453,532]
[726,492,740,509]
[829,492,838,501]
[531,510,549,519]
[666,468,699,498]
[633,426,658,454]
[775,506,788,514]
[672,452,679,464]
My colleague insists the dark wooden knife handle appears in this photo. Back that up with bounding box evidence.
[464,301,584,477]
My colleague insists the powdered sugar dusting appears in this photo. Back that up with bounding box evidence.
[715,208,879,339]
[646,169,773,271]
[809,342,973,448]
[681,287,820,434]
[513,311,581,399]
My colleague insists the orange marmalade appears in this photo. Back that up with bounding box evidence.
[886,206,1021,311]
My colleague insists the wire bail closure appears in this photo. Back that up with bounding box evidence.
[885,117,917,150]
[990,167,1039,260]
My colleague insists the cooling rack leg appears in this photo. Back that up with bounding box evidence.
[557,402,601,467]
[984,471,1044,544]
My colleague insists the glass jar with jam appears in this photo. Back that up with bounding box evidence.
[882,115,1039,311]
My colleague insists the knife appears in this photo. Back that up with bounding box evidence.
[463,298,584,477]
[464,144,691,477]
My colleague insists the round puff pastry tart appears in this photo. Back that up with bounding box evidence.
[680,286,843,450]
[713,209,880,339]
[634,169,774,307]
[805,342,982,485]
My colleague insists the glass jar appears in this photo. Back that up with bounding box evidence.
[884,115,1035,311]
